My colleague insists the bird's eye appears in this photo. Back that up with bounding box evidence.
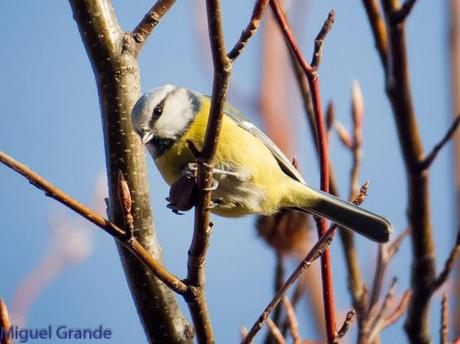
[153,103,164,119]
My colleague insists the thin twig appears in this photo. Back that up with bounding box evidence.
[335,310,356,341]
[227,0,270,60]
[432,228,460,291]
[311,10,336,69]
[242,225,336,344]
[0,299,11,344]
[267,319,286,344]
[269,2,337,341]
[419,115,460,170]
[441,294,449,344]
[362,0,388,70]
[369,228,410,310]
[0,150,188,295]
[130,0,176,53]
[368,278,397,343]
[283,297,301,344]
[383,289,412,328]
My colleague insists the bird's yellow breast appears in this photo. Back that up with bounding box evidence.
[154,99,296,216]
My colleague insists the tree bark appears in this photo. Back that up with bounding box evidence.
[68,1,193,342]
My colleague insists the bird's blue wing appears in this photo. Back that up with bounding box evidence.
[219,100,306,184]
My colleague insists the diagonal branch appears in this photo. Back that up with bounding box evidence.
[419,115,460,170]
[227,0,270,61]
[432,229,460,291]
[242,225,336,344]
[130,0,177,54]
[0,150,188,295]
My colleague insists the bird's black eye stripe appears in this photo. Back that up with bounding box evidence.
[153,100,165,119]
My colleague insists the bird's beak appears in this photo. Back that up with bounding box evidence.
[141,131,154,145]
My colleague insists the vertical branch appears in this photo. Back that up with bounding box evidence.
[68,1,192,342]
[185,0,232,342]
[269,2,337,341]
[362,0,450,342]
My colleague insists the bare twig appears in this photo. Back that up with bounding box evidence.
[269,2,338,341]
[367,278,397,343]
[383,289,412,328]
[369,228,410,310]
[419,115,460,170]
[227,0,269,60]
[311,10,336,69]
[432,229,460,291]
[362,0,388,70]
[283,297,301,344]
[363,0,437,341]
[335,122,353,150]
[392,0,418,24]
[441,294,449,344]
[184,0,232,341]
[267,319,286,344]
[130,0,176,52]
[0,299,11,344]
[242,225,336,344]
[0,150,188,295]
[335,310,356,341]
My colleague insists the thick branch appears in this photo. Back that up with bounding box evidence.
[0,151,188,295]
[68,1,192,341]
[392,0,418,24]
[364,1,435,342]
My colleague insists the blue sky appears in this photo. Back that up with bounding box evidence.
[0,1,455,343]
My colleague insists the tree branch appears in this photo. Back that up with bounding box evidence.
[68,1,192,341]
[335,310,356,341]
[269,2,337,341]
[418,115,460,170]
[392,0,418,24]
[364,0,437,342]
[0,150,188,295]
[242,225,336,344]
[130,0,176,54]
[432,229,460,291]
[227,0,269,61]
[184,1,233,342]
[362,0,388,70]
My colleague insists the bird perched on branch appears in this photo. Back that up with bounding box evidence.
[131,84,392,243]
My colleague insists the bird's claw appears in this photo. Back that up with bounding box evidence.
[203,178,219,191]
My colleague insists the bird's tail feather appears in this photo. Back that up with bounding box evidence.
[294,185,392,243]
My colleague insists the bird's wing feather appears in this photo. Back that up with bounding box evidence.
[219,100,306,184]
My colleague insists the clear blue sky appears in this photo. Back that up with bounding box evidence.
[0,1,455,343]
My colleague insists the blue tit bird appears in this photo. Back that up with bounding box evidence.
[131,84,392,243]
